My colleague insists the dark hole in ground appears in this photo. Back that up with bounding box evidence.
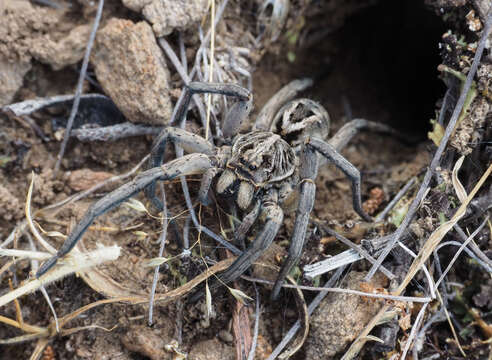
[291,0,447,137]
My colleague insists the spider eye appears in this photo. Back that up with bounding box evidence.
[249,164,257,171]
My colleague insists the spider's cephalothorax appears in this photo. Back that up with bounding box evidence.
[217,131,297,210]
[37,79,402,301]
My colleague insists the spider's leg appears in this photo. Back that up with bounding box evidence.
[198,167,219,206]
[308,137,372,222]
[217,201,283,284]
[328,118,406,152]
[146,127,214,210]
[254,78,313,131]
[178,82,252,139]
[189,200,283,302]
[36,154,214,278]
[234,200,261,244]
[271,145,317,300]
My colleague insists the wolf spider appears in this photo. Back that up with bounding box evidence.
[37,79,401,300]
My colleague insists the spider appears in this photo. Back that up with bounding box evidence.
[36,79,401,300]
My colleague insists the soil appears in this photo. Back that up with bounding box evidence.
[1,1,491,359]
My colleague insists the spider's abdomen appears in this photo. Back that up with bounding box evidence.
[229,131,296,186]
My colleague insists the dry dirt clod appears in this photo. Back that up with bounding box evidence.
[0,183,23,221]
[0,57,31,106]
[92,18,173,125]
[121,324,173,360]
[0,0,58,105]
[188,338,235,360]
[30,24,91,71]
[362,187,385,215]
[67,168,116,192]
[121,0,209,37]
[305,271,387,358]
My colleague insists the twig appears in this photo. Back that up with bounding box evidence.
[71,122,162,142]
[1,94,108,117]
[205,0,216,140]
[317,225,395,279]
[435,240,492,273]
[54,0,104,174]
[17,116,50,142]
[241,276,431,303]
[375,177,416,222]
[453,224,492,269]
[365,9,492,282]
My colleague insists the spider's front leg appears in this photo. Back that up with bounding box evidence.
[271,145,317,300]
[308,136,372,222]
[36,154,215,277]
[174,82,252,139]
[146,82,252,210]
[145,127,214,210]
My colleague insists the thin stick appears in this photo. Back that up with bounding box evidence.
[365,9,492,282]
[71,123,162,142]
[453,224,492,269]
[54,0,104,174]
[435,240,492,272]
[435,217,489,288]
[319,225,395,279]
[148,186,169,326]
[205,0,216,140]
[242,276,431,303]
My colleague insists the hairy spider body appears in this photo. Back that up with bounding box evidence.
[37,79,402,301]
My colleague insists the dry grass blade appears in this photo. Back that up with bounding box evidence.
[29,338,50,360]
[54,0,104,173]
[26,173,56,254]
[0,246,121,308]
[342,161,492,359]
[365,7,492,282]
[278,276,309,360]
[452,156,467,203]
[395,161,491,295]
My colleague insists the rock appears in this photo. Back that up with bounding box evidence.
[122,0,209,36]
[0,57,31,106]
[305,271,387,358]
[188,338,235,360]
[30,24,91,71]
[92,19,173,125]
